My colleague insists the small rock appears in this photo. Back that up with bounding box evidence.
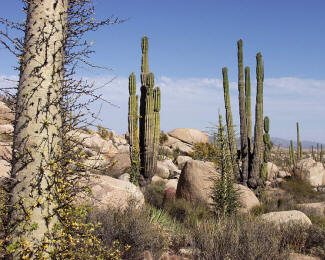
[296,202,325,217]
[176,155,192,169]
[235,184,260,213]
[266,162,279,181]
[152,175,166,184]
[118,173,130,182]
[165,179,178,190]
[156,161,170,179]
[278,170,290,178]
[168,128,209,144]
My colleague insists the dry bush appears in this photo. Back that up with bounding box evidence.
[189,215,290,260]
[144,181,166,209]
[89,203,168,259]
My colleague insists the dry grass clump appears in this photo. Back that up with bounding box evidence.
[89,202,168,259]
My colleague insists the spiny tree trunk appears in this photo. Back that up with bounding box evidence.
[9,0,67,256]
[237,39,249,185]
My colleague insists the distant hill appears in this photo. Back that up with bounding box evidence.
[208,135,324,149]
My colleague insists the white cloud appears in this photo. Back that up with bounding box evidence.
[1,74,325,142]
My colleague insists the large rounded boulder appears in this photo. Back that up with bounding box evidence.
[168,128,208,145]
[176,159,219,204]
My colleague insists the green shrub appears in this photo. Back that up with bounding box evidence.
[280,176,324,203]
[159,131,168,145]
[144,181,166,209]
[97,125,110,140]
[188,142,218,164]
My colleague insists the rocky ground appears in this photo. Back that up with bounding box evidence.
[1,100,325,259]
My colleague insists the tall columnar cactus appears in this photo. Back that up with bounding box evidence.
[319,144,323,163]
[153,87,161,173]
[245,66,252,150]
[129,36,161,186]
[296,122,301,160]
[312,145,315,160]
[250,52,264,184]
[317,143,320,161]
[289,140,296,166]
[237,39,249,185]
[222,67,238,178]
[262,116,272,179]
[128,73,140,184]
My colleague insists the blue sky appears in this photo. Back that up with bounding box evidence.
[0,0,325,143]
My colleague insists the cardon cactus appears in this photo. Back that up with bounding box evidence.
[245,66,252,149]
[296,122,302,160]
[237,39,249,185]
[128,73,140,184]
[222,67,239,178]
[251,52,264,183]
[289,140,296,166]
[262,116,272,180]
[129,36,161,186]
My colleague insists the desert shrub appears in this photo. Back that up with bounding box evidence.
[188,142,218,164]
[164,199,212,226]
[158,146,173,161]
[189,215,290,260]
[159,131,168,145]
[97,125,110,140]
[305,225,325,258]
[280,176,324,203]
[89,203,168,259]
[144,181,166,209]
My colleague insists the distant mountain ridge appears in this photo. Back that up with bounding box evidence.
[208,135,324,149]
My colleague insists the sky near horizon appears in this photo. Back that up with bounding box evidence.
[0,1,325,143]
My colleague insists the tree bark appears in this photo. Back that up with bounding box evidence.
[9,0,68,254]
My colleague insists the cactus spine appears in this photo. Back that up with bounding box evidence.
[129,36,161,186]
[250,52,264,183]
[237,40,249,185]
[222,67,239,178]
[245,66,252,150]
[128,73,140,184]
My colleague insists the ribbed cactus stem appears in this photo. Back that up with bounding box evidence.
[237,39,249,185]
[263,116,272,165]
[128,73,140,184]
[317,143,320,161]
[289,140,296,165]
[222,67,238,178]
[320,144,323,162]
[296,122,301,160]
[141,36,149,85]
[245,66,252,143]
[153,87,161,174]
[312,145,315,160]
[251,52,264,181]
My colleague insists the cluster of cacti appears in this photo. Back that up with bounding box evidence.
[222,39,266,188]
[312,143,323,162]
[128,36,161,186]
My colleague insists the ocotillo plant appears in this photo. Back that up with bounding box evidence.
[128,36,161,186]
[222,67,238,178]
[237,40,249,185]
[128,73,140,184]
